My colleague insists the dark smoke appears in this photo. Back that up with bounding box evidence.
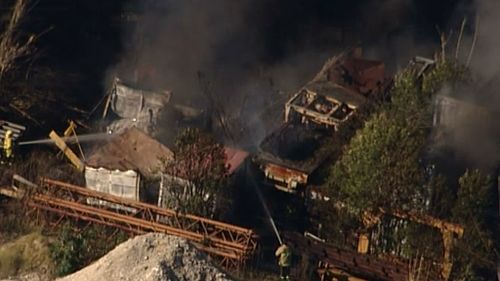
[432,0,500,169]
[110,0,464,147]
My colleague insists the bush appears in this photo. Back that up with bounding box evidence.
[49,223,128,277]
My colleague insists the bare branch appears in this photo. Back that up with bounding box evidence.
[0,0,36,81]
[466,16,479,67]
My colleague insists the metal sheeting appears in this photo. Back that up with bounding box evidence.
[85,166,139,212]
[107,78,171,136]
[0,120,26,144]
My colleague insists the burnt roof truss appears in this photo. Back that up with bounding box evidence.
[285,89,356,130]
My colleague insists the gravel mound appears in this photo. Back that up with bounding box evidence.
[57,233,234,281]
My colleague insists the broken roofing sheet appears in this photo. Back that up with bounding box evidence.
[310,50,390,98]
[106,78,172,136]
[284,50,391,131]
[256,49,391,192]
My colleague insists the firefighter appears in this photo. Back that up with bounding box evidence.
[275,242,292,280]
[3,130,13,162]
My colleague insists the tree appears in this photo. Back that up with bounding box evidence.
[328,71,429,215]
[450,169,497,281]
[0,0,36,80]
[161,128,230,218]
[318,57,471,261]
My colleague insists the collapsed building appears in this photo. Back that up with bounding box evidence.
[254,49,391,194]
[102,77,208,146]
[84,124,250,216]
[103,78,172,137]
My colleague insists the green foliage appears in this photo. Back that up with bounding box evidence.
[422,60,468,95]
[327,57,470,212]
[49,224,83,276]
[308,200,360,246]
[450,170,497,280]
[330,111,427,213]
[426,174,454,218]
[390,70,423,109]
[453,170,492,223]
[329,72,430,214]
[320,56,473,262]
[49,223,128,277]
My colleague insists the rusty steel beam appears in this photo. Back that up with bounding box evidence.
[43,178,254,235]
[30,191,247,260]
[40,178,257,254]
[284,232,408,281]
[3,177,257,269]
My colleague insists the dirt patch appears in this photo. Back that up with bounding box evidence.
[0,233,53,279]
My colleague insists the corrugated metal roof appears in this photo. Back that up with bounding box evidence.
[86,127,174,178]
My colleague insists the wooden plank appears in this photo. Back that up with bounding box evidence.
[0,187,24,199]
[48,130,85,172]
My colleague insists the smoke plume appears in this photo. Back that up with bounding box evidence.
[434,0,500,169]
[110,0,463,147]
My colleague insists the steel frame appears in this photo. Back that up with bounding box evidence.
[284,232,409,281]
[5,177,258,269]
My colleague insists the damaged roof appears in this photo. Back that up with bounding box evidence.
[309,49,390,99]
[303,81,367,108]
[106,78,172,136]
[86,127,174,177]
[257,123,334,173]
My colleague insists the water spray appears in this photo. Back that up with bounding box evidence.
[247,168,283,245]
[18,132,112,146]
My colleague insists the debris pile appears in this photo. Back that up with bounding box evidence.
[57,233,233,281]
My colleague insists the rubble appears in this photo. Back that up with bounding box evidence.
[104,78,172,136]
[256,49,391,193]
[57,233,234,281]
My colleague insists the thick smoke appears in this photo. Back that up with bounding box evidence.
[111,0,460,148]
[112,0,337,148]
[433,0,500,169]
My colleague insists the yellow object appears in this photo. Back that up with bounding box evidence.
[357,234,369,254]
[3,130,13,158]
[275,244,292,267]
[49,130,85,172]
[363,208,464,281]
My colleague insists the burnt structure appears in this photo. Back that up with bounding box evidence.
[255,49,390,193]
[284,232,409,281]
